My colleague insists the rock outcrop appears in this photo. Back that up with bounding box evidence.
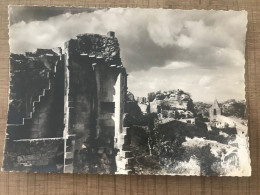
[149,89,195,118]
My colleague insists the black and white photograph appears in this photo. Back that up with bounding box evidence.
[2,6,250,176]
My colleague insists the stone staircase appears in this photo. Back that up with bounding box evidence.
[7,71,54,140]
[115,127,134,174]
[63,134,76,173]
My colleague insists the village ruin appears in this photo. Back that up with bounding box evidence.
[3,31,249,175]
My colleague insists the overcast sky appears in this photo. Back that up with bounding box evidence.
[9,6,247,102]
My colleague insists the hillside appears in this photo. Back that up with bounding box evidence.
[148,89,191,102]
[194,99,246,119]
[221,99,246,119]
[148,89,195,114]
[193,102,211,117]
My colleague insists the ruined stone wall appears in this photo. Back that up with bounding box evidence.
[6,49,64,140]
[63,43,98,173]
[3,138,64,172]
[4,32,131,174]
[64,32,126,173]
[3,49,65,172]
[8,53,50,124]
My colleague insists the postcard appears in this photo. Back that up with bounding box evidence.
[3,6,250,176]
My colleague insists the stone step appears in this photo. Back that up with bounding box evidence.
[115,169,134,175]
[120,151,132,158]
[43,88,51,96]
[65,139,75,152]
[122,127,131,134]
[116,157,134,170]
[126,157,134,164]
[32,87,52,114]
[89,53,95,58]
[65,158,73,164]
[80,53,88,56]
[110,64,116,68]
[64,164,73,173]
[117,162,133,170]
[122,143,130,151]
[23,118,32,125]
[119,134,131,145]
[96,54,103,59]
[119,134,129,139]
[33,101,41,112]
[39,95,47,102]
[65,152,73,159]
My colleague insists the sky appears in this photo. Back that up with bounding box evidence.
[9,6,248,102]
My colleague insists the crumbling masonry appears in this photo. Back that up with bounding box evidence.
[3,32,133,174]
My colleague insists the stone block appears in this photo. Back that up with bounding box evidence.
[120,151,132,158]
[23,118,32,126]
[116,161,132,170]
[115,169,134,175]
[66,152,73,159]
[33,101,41,111]
[39,95,47,102]
[65,158,73,164]
[120,134,131,145]
[64,164,73,173]
[122,143,130,151]
[43,89,51,96]
[123,127,131,134]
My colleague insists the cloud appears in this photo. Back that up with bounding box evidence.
[9,7,247,101]
[177,35,194,48]
[199,76,213,86]
[8,6,98,25]
[159,61,191,70]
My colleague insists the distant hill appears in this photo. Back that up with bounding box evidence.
[148,89,195,114]
[194,99,246,119]
[220,99,246,119]
[193,102,211,117]
[147,89,191,102]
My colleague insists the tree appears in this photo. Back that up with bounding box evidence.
[187,100,195,114]
[148,92,156,102]
[156,93,165,100]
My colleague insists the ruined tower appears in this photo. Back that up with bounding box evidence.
[3,31,132,174]
[63,32,130,173]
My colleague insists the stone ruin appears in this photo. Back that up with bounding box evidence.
[3,32,134,174]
